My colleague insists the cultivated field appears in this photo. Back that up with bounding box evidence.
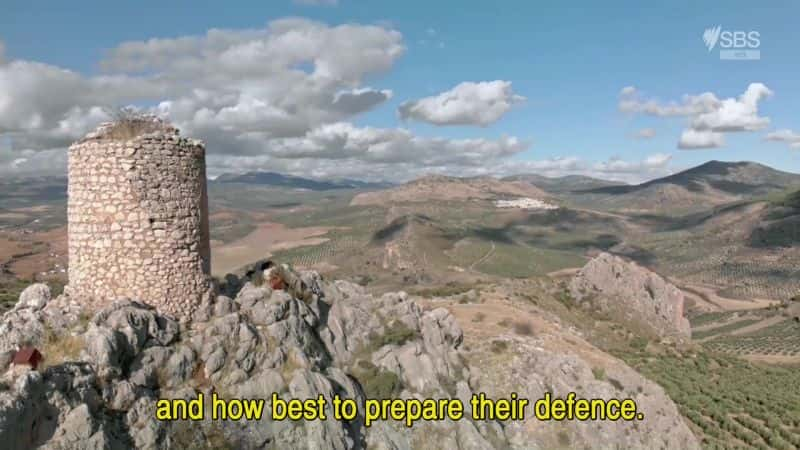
[624,350,800,450]
[210,222,336,276]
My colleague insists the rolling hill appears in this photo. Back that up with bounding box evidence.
[350,174,549,206]
[503,173,627,193]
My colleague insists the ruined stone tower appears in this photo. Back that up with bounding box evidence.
[67,117,212,319]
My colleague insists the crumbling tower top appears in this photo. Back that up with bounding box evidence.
[80,113,179,143]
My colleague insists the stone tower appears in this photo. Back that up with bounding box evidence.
[66,117,212,320]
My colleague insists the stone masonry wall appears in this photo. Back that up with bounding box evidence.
[67,122,212,319]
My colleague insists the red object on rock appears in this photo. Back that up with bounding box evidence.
[270,278,286,290]
[12,347,44,370]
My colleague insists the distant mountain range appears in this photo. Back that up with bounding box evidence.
[212,171,393,190]
[561,161,800,212]
[580,161,800,196]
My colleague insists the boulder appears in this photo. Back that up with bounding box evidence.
[17,284,51,311]
[570,252,691,340]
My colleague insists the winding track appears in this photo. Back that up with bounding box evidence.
[470,241,496,271]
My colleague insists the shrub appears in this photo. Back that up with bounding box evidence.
[169,419,235,449]
[512,321,534,336]
[592,367,606,381]
[607,377,624,391]
[376,321,418,348]
[353,360,401,400]
[356,275,373,287]
[414,283,474,298]
[490,340,509,353]
[630,336,648,351]
[363,320,420,356]
[556,288,575,309]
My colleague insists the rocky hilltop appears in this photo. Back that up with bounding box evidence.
[0,267,698,449]
[351,175,549,206]
[570,252,691,340]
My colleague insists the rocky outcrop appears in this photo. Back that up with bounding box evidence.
[0,284,86,369]
[569,252,691,340]
[0,272,490,449]
[0,268,698,449]
[469,333,700,450]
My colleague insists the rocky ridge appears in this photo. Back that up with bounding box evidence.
[350,175,549,206]
[0,267,699,449]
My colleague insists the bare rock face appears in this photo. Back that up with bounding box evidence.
[0,284,85,366]
[469,333,700,450]
[569,252,691,340]
[0,273,486,449]
[0,266,698,449]
[0,363,128,449]
[17,284,51,311]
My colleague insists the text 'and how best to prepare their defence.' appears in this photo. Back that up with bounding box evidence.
[155,392,645,427]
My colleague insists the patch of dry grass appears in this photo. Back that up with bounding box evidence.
[40,326,85,368]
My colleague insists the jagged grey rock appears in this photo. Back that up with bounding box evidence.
[17,283,51,311]
[471,334,700,450]
[0,285,84,356]
[0,364,128,450]
[0,269,700,449]
[570,252,691,340]
[213,295,236,317]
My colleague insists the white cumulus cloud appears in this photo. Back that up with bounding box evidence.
[689,83,772,132]
[620,83,772,149]
[497,153,674,184]
[0,20,536,181]
[398,81,525,126]
[262,122,527,164]
[619,87,719,117]
[678,129,725,149]
[764,129,800,149]
[0,19,415,175]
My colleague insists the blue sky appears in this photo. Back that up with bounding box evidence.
[1,0,798,181]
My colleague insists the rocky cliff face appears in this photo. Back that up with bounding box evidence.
[0,270,698,449]
[569,252,691,340]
